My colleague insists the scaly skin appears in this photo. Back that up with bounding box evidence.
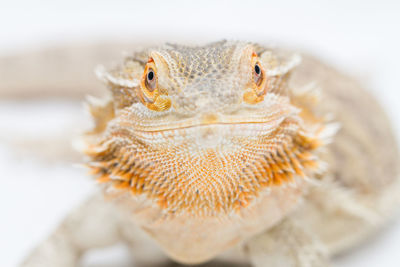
[14,41,400,267]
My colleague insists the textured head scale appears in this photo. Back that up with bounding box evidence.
[86,41,333,216]
[152,41,249,113]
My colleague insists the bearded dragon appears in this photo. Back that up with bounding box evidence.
[12,40,400,267]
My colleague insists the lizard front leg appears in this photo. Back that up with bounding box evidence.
[20,192,123,267]
[246,217,330,267]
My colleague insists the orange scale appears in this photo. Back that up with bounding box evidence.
[302,160,319,169]
[112,181,130,189]
[296,151,313,160]
[270,163,281,173]
[96,174,110,183]
[88,167,103,176]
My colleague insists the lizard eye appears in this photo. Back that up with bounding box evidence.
[243,52,267,104]
[146,68,157,92]
[253,62,263,87]
[139,58,171,112]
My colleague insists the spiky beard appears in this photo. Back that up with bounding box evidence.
[84,104,330,217]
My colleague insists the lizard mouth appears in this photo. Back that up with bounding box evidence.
[129,118,287,152]
[130,117,285,135]
[120,101,300,134]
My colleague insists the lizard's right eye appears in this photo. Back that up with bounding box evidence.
[138,58,171,112]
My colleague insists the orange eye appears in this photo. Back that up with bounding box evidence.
[243,53,267,105]
[138,58,171,112]
[145,68,157,92]
[140,59,159,103]
[251,53,266,93]
[253,61,263,87]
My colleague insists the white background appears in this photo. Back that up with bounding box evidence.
[1,0,400,266]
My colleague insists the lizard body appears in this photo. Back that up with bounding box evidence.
[10,41,400,267]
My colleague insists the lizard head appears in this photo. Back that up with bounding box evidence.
[84,41,334,216]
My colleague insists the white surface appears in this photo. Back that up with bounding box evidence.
[1,0,400,266]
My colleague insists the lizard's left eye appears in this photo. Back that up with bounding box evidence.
[243,53,267,104]
[253,62,263,87]
[145,68,157,92]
